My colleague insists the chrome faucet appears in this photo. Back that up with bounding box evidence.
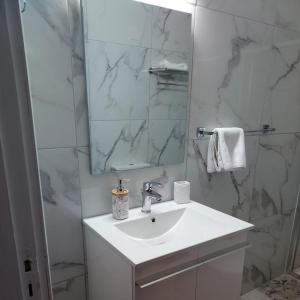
[141,182,162,213]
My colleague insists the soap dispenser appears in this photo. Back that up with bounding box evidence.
[112,179,129,220]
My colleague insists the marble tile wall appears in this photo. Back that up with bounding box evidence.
[83,0,192,173]
[196,0,300,33]
[52,275,86,300]
[21,0,187,299]
[21,0,76,149]
[21,0,300,298]
[21,2,88,299]
[188,2,300,294]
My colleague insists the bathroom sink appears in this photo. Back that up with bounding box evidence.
[84,201,253,265]
[115,208,186,239]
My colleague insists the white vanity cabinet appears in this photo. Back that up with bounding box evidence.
[85,227,247,300]
[195,248,245,300]
[136,268,197,300]
[84,201,253,300]
[136,248,245,300]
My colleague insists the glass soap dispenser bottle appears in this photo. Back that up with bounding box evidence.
[112,179,129,220]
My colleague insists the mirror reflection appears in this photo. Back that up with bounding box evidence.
[82,0,192,174]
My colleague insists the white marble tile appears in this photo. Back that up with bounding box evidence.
[240,134,300,291]
[189,7,274,137]
[187,5,300,294]
[274,0,300,32]
[250,134,300,222]
[196,0,210,6]
[151,7,192,53]
[85,0,152,47]
[78,147,186,218]
[68,0,89,147]
[242,273,300,299]
[78,147,113,217]
[86,40,150,121]
[196,0,278,27]
[149,50,190,120]
[38,149,85,284]
[261,28,300,133]
[148,120,186,166]
[196,0,300,33]
[241,287,269,300]
[243,216,292,292]
[185,135,294,293]
[243,249,272,293]
[52,275,86,300]
[90,120,149,174]
[21,0,77,148]
[264,273,300,299]
[186,136,259,220]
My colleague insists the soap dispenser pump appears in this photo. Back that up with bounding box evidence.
[112,179,129,220]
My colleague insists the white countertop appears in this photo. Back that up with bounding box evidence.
[84,200,253,265]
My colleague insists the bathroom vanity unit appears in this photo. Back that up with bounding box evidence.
[84,201,253,300]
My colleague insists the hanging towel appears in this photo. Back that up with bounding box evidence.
[207,127,246,173]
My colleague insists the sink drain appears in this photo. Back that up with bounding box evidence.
[151,217,156,223]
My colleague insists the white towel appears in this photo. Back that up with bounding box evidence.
[207,127,246,173]
[158,59,188,71]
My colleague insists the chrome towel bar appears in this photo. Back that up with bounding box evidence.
[196,124,275,138]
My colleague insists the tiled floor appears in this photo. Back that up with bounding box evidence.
[294,267,300,277]
[242,274,300,300]
[242,288,271,300]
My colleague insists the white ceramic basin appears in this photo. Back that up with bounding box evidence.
[115,208,186,239]
[84,201,253,265]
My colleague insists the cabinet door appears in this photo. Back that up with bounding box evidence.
[136,269,197,300]
[196,249,245,300]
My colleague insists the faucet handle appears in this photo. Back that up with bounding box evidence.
[143,181,162,192]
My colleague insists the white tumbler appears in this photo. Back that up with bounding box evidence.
[174,181,190,204]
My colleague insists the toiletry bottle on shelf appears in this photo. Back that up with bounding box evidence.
[112,179,129,220]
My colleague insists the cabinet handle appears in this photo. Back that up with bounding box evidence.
[136,241,250,289]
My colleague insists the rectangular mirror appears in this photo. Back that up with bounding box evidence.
[82,0,193,174]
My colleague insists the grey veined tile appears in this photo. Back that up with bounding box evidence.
[243,215,292,292]
[68,0,89,147]
[148,119,186,166]
[90,120,149,174]
[274,0,300,32]
[250,133,300,222]
[38,148,85,284]
[85,0,152,47]
[242,133,300,291]
[186,136,259,219]
[151,6,192,53]
[241,288,269,300]
[52,275,86,300]
[196,0,278,27]
[21,0,77,148]
[189,7,274,138]
[261,28,300,133]
[86,40,150,121]
[196,0,300,33]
